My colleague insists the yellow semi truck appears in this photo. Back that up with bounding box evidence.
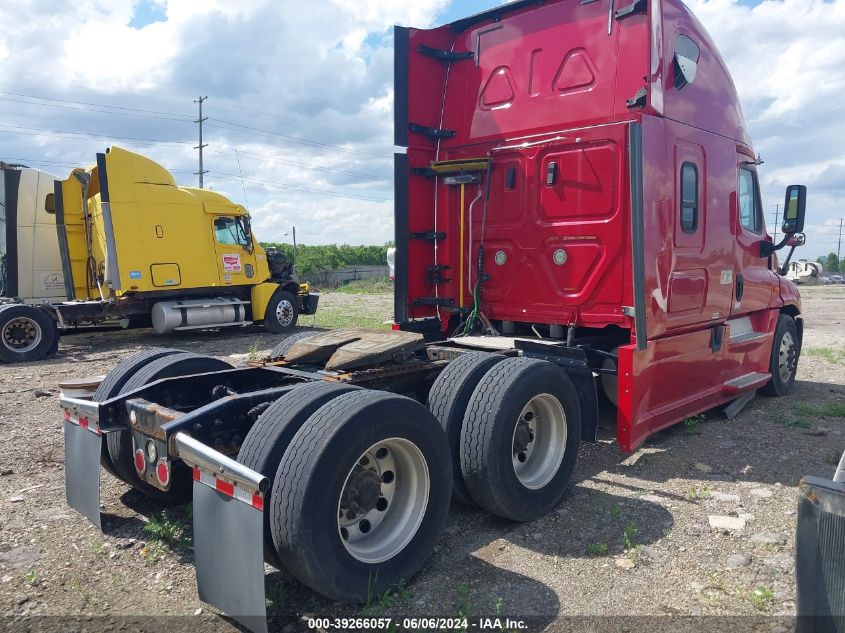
[0,147,317,363]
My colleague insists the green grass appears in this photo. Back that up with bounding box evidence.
[748,585,774,610]
[793,402,845,419]
[142,512,183,546]
[587,542,610,556]
[803,346,845,365]
[265,582,287,609]
[683,414,705,435]
[310,309,391,331]
[622,521,638,550]
[247,341,260,362]
[332,277,393,295]
[454,582,474,620]
[687,486,712,501]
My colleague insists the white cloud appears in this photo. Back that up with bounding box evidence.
[685,0,845,258]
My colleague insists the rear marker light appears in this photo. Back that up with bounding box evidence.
[63,410,71,421]
[134,449,146,474]
[391,323,401,331]
[156,461,170,487]
[79,417,89,430]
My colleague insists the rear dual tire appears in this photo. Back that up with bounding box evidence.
[237,380,360,568]
[459,357,582,522]
[107,352,233,502]
[265,390,451,601]
[428,352,506,506]
[94,347,183,478]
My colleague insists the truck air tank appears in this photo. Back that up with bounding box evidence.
[151,298,248,334]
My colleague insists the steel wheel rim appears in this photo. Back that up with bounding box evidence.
[337,437,430,564]
[275,299,294,327]
[778,331,796,382]
[512,393,567,490]
[1,316,42,353]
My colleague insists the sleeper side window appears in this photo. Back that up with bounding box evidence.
[738,168,761,233]
[680,162,698,233]
[214,216,250,246]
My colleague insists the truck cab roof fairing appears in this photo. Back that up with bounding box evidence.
[658,0,752,148]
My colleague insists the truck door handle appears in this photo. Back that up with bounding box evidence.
[736,273,744,301]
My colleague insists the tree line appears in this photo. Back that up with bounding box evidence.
[816,253,845,274]
[261,242,393,275]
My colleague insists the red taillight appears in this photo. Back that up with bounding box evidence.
[156,461,170,487]
[63,410,71,421]
[391,323,401,331]
[134,449,146,474]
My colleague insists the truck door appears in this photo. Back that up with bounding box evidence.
[731,160,775,317]
[212,215,258,287]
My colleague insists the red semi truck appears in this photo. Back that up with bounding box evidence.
[59,1,808,630]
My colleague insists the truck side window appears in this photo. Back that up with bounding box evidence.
[680,162,698,233]
[738,168,761,233]
[214,217,250,246]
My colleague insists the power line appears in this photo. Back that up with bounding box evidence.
[0,88,391,164]
[207,171,389,203]
[207,119,392,161]
[0,122,191,147]
[204,144,389,181]
[0,93,191,122]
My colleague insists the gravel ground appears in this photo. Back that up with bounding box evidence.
[0,288,843,630]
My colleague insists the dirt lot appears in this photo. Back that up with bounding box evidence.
[1,288,843,630]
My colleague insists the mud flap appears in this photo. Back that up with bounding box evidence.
[63,419,103,529]
[193,483,267,633]
[175,432,268,633]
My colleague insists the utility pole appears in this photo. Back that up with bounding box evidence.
[838,218,843,263]
[293,227,298,271]
[194,96,208,188]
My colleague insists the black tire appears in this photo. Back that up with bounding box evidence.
[94,348,183,402]
[427,352,506,506]
[237,380,360,568]
[94,347,182,479]
[0,304,57,363]
[760,314,799,397]
[460,357,581,521]
[269,330,319,359]
[264,289,299,334]
[270,390,451,601]
[107,352,233,502]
